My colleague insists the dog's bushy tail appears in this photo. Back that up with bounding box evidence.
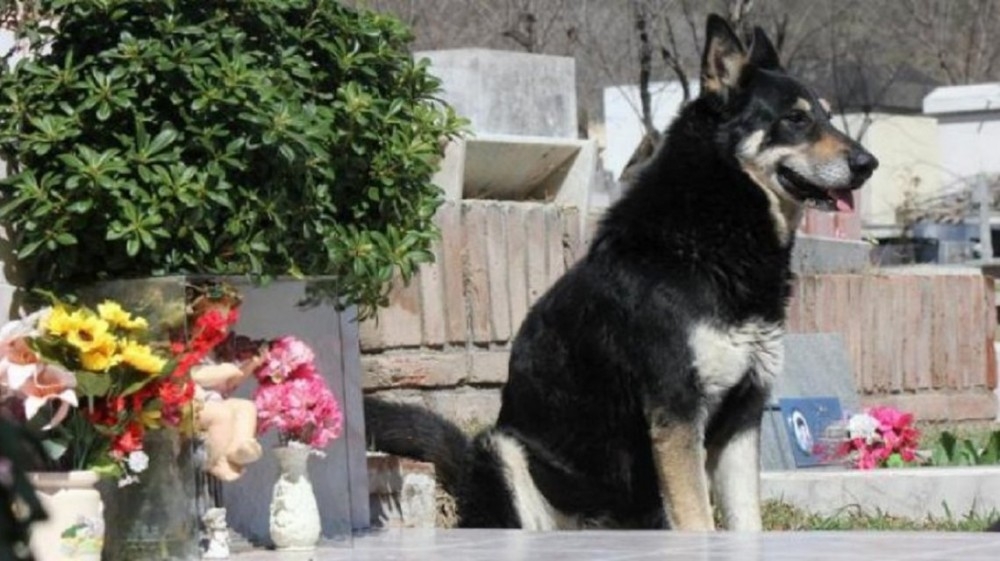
[363,396,471,496]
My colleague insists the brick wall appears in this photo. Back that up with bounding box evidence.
[362,201,998,424]
[787,271,997,421]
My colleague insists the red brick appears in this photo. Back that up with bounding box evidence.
[862,393,948,422]
[915,277,934,390]
[871,277,893,393]
[359,316,383,352]
[899,278,920,392]
[437,202,468,344]
[985,276,998,390]
[418,239,447,347]
[846,275,865,382]
[505,204,529,330]
[373,274,423,349]
[947,391,998,421]
[858,275,877,392]
[362,352,467,390]
[525,204,548,305]
[463,203,491,344]
[485,204,512,343]
[560,206,583,268]
[546,205,566,287]
[929,277,948,390]
[468,351,510,385]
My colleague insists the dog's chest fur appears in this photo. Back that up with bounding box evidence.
[688,319,783,403]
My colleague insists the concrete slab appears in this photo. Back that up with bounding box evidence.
[232,528,1000,561]
[762,466,1000,520]
[792,235,872,274]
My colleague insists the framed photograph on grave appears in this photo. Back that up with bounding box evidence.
[778,397,844,468]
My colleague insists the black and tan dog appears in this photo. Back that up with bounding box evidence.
[365,15,877,531]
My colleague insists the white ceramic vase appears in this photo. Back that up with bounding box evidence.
[268,443,321,550]
[28,471,105,561]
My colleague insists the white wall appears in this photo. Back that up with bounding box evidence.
[924,84,1000,187]
[601,80,699,180]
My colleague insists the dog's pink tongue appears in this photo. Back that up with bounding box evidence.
[832,190,854,212]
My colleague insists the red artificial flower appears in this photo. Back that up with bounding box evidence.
[112,421,144,455]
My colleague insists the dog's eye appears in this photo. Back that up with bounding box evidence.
[783,110,812,126]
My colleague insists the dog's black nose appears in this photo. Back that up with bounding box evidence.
[849,150,878,179]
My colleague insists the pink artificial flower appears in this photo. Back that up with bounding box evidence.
[838,406,921,470]
[253,369,343,449]
[254,336,318,384]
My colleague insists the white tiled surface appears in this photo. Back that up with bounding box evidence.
[233,529,1000,561]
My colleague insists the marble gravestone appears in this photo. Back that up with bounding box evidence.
[762,333,862,471]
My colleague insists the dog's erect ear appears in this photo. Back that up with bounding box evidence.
[701,14,748,98]
[749,26,782,71]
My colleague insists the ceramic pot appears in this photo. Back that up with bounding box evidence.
[28,471,104,561]
[268,444,321,550]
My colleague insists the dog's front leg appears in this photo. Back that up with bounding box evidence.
[708,425,762,531]
[650,423,715,531]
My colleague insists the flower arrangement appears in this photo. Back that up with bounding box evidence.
[0,301,192,484]
[252,336,343,450]
[835,406,921,469]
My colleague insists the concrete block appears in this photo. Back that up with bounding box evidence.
[0,282,22,321]
[368,453,437,529]
[433,138,466,202]
[416,49,578,139]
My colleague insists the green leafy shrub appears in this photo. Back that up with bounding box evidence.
[930,430,1000,466]
[0,0,464,316]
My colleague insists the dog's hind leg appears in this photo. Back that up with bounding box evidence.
[650,424,715,531]
[708,426,762,531]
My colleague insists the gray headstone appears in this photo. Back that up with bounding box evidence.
[415,49,578,139]
[762,333,861,471]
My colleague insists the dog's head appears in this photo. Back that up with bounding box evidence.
[700,14,878,212]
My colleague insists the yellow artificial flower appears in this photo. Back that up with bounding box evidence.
[64,311,113,355]
[42,306,74,336]
[97,300,148,331]
[118,340,167,375]
[79,332,118,372]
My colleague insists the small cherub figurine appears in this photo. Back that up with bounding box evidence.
[201,507,230,559]
[192,359,263,482]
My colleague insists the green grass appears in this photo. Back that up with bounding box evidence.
[761,500,998,531]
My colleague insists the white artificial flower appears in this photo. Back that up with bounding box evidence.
[847,413,880,443]
[127,450,150,473]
